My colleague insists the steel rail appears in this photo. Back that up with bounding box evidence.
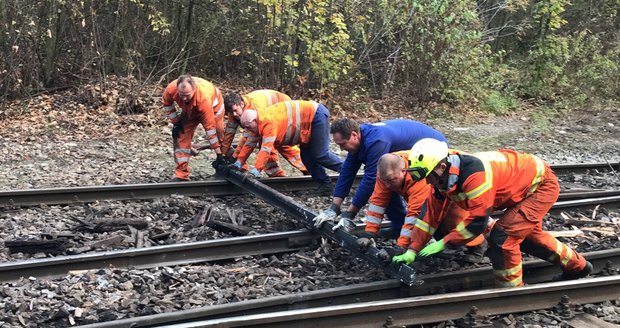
[3,194,619,283]
[0,175,350,207]
[78,249,620,328]
[1,162,618,207]
[0,230,317,283]
[159,275,620,328]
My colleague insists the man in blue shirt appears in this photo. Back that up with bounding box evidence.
[313,118,448,237]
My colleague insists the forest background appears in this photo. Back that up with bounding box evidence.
[0,0,618,115]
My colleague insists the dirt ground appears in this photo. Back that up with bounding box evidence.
[0,79,618,190]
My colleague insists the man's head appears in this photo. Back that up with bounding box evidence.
[330,118,362,153]
[377,153,407,192]
[176,75,196,105]
[240,109,258,133]
[408,138,449,189]
[224,92,246,118]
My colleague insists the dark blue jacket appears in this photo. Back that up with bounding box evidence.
[333,119,448,208]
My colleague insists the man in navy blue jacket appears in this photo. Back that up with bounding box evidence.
[313,118,448,236]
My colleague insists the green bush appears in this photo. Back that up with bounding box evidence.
[481,91,521,114]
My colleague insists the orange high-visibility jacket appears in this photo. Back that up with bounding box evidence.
[162,77,224,150]
[364,151,431,248]
[222,90,291,156]
[241,100,317,171]
[440,149,547,246]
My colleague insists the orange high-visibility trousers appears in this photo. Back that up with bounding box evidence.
[487,165,587,287]
[174,112,225,180]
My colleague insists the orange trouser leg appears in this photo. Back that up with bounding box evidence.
[488,168,586,287]
[278,145,308,174]
[264,152,286,177]
[438,201,486,247]
[174,120,200,180]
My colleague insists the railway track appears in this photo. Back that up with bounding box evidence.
[2,193,618,283]
[1,161,618,207]
[79,248,620,327]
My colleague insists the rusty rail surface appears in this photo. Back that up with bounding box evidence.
[78,249,620,327]
[1,162,618,207]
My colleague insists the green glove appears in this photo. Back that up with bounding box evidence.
[392,250,417,265]
[418,239,446,257]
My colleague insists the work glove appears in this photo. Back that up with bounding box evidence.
[229,160,242,171]
[248,166,261,178]
[377,246,405,262]
[171,122,184,140]
[332,211,355,232]
[418,239,446,257]
[392,249,417,265]
[211,154,226,170]
[356,236,377,252]
[312,203,341,228]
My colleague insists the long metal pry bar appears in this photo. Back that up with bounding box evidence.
[214,164,417,285]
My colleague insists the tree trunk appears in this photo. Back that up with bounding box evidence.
[43,0,61,86]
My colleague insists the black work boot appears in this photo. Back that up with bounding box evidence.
[462,242,487,264]
[552,261,593,281]
[377,227,399,240]
[316,182,335,197]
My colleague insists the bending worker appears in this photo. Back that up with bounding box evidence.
[162,75,225,181]
[400,138,592,287]
[238,100,342,194]
[313,118,447,239]
[222,90,306,177]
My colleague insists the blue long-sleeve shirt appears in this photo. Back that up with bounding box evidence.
[333,119,448,209]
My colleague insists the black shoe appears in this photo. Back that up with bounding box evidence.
[316,182,334,196]
[552,261,593,281]
[462,243,486,264]
[377,227,399,240]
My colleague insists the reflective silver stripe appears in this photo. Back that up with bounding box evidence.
[225,127,237,133]
[368,204,386,214]
[262,136,276,143]
[175,148,192,154]
[208,138,219,145]
[261,146,273,153]
[176,157,189,163]
[293,155,301,161]
[207,129,217,136]
[266,92,274,106]
[212,97,219,107]
[400,228,412,237]
[404,216,417,225]
[215,107,224,117]
[365,216,382,225]
[292,101,301,144]
[246,142,257,147]
[168,112,178,119]
[246,136,258,141]
[285,102,293,144]
[242,132,251,137]
[164,105,175,112]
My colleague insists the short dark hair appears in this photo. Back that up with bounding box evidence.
[330,118,360,139]
[176,74,196,89]
[224,92,244,113]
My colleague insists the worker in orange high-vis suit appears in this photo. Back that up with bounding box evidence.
[350,151,484,259]
[162,75,225,181]
[238,100,342,193]
[222,90,307,177]
[403,138,592,287]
